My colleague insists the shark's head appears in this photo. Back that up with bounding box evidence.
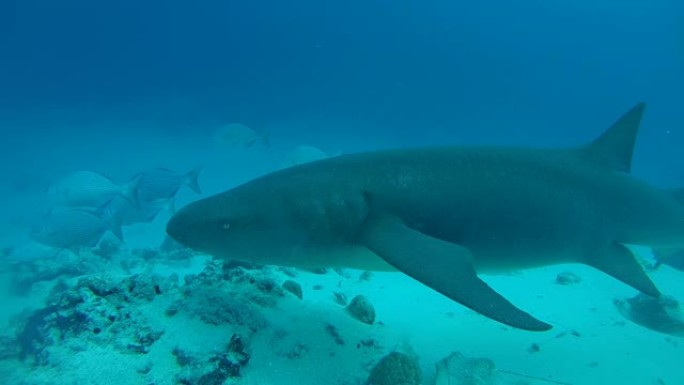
[166,180,370,266]
[166,188,287,262]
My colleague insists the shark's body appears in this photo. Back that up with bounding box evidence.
[168,103,683,331]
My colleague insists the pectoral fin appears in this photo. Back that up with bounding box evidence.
[358,216,552,331]
[585,243,660,297]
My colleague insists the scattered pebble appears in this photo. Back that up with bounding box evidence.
[555,271,582,285]
[324,323,345,345]
[136,361,153,375]
[173,346,197,367]
[282,279,303,299]
[367,352,422,385]
[359,271,373,282]
[346,295,375,325]
[283,343,309,359]
[357,338,378,349]
[333,291,348,306]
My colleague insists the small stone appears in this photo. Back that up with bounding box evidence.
[226,334,251,366]
[136,361,153,374]
[333,292,348,306]
[282,343,309,359]
[346,295,375,325]
[367,352,422,385]
[358,338,377,348]
[556,271,582,285]
[172,346,197,367]
[359,271,373,282]
[166,301,181,317]
[324,323,345,345]
[282,280,303,299]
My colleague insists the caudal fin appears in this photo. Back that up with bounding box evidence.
[184,166,203,194]
[261,129,271,148]
[121,176,141,209]
[96,203,124,242]
[109,218,124,243]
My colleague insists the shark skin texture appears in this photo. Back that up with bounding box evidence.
[168,103,683,331]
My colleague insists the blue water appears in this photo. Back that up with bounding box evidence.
[1,1,683,384]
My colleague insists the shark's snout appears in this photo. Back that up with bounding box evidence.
[165,211,184,243]
[165,197,236,253]
[166,207,197,247]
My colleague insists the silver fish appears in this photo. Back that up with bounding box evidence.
[47,171,139,208]
[99,195,174,226]
[213,123,269,148]
[281,145,337,168]
[29,207,123,250]
[132,167,202,202]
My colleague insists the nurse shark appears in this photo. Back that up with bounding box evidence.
[167,103,683,331]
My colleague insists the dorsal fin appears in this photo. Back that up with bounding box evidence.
[581,103,646,173]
